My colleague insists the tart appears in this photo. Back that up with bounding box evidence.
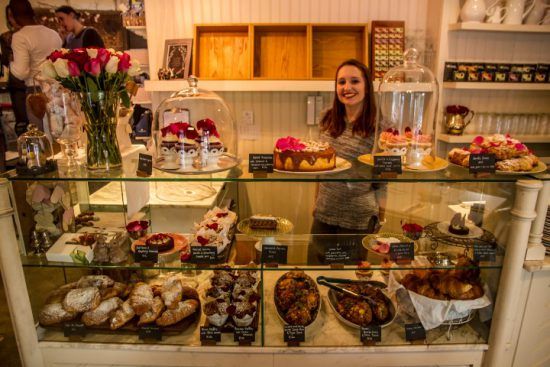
[145,233,174,253]
[274,136,336,172]
[448,213,469,236]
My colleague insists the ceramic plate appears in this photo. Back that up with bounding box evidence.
[436,221,484,239]
[358,154,449,172]
[362,232,418,255]
[448,160,547,176]
[155,153,241,175]
[273,157,351,175]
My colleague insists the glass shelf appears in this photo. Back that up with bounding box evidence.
[4,159,547,183]
[20,235,504,271]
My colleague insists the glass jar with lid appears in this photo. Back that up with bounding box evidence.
[374,48,441,170]
[16,124,57,175]
[153,76,238,174]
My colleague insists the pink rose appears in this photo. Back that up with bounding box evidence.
[84,58,101,77]
[472,136,484,146]
[275,136,306,151]
[161,122,190,137]
[117,52,131,72]
[515,143,528,151]
[96,48,111,67]
[67,61,81,77]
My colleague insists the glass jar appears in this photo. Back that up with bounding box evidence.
[375,48,439,169]
[16,124,56,175]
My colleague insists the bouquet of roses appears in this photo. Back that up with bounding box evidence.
[40,47,140,108]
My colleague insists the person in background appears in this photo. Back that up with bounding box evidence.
[55,6,105,49]
[1,5,27,136]
[308,59,386,263]
[9,0,62,134]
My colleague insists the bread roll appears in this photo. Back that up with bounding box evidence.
[161,278,183,309]
[62,287,101,313]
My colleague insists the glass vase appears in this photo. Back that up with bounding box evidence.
[79,91,122,171]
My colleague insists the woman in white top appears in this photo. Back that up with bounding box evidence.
[8,0,62,133]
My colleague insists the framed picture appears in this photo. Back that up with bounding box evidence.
[163,39,193,79]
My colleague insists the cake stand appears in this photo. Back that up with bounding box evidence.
[236,217,294,256]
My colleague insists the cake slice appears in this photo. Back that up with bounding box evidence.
[249,215,278,230]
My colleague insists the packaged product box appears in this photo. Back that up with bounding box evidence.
[508,65,522,83]
[453,62,469,81]
[495,64,510,82]
[521,64,536,83]
[482,64,497,82]
[534,64,549,83]
[467,64,482,82]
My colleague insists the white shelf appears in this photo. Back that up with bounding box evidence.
[438,134,550,144]
[443,82,550,91]
[145,80,383,92]
[448,23,550,33]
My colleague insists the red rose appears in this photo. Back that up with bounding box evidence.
[48,50,64,62]
[65,49,89,68]
[118,52,131,72]
[196,118,220,138]
[161,122,190,137]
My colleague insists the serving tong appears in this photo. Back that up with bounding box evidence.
[316,276,385,308]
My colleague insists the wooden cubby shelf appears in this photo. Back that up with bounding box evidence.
[192,23,369,80]
[193,25,251,80]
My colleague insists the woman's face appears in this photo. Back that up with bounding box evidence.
[56,12,76,33]
[336,65,366,108]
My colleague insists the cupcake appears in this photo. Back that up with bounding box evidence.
[378,128,397,150]
[176,127,200,166]
[404,127,413,141]
[385,135,408,156]
[204,298,230,327]
[230,301,257,327]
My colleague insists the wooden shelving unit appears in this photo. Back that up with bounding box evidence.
[443,82,550,91]
[192,23,368,80]
[448,23,550,33]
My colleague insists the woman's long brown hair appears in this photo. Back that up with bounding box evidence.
[320,59,376,138]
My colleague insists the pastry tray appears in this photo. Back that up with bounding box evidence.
[41,306,200,336]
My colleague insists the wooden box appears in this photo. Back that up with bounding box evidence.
[193,25,251,79]
[312,25,368,79]
[252,25,309,79]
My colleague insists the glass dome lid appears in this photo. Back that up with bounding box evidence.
[374,48,440,170]
[153,76,239,174]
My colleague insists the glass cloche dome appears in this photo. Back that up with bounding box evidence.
[153,76,238,173]
[374,48,439,170]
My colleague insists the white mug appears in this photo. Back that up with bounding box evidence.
[486,2,509,22]
[524,0,550,24]
[504,0,536,24]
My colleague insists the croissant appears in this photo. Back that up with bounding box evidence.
[437,276,473,299]
[138,296,164,325]
[129,282,154,315]
[110,300,135,330]
[77,275,115,289]
[156,299,199,326]
[161,278,183,310]
[82,297,123,326]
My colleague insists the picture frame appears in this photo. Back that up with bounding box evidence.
[163,39,193,79]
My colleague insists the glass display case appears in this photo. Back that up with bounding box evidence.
[2,161,547,365]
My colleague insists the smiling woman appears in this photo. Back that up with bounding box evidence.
[309,59,386,264]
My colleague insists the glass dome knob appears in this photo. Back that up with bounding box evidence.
[403,48,419,64]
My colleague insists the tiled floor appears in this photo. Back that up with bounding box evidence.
[0,274,22,367]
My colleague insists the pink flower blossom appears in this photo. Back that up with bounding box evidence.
[472,136,484,146]
[117,52,131,72]
[515,143,528,151]
[161,122,190,137]
[84,58,101,77]
[67,61,81,77]
[275,136,306,151]
[97,48,111,67]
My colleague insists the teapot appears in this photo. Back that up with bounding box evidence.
[445,105,475,135]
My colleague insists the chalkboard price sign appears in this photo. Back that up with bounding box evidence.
[249,154,274,173]
[374,155,402,174]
